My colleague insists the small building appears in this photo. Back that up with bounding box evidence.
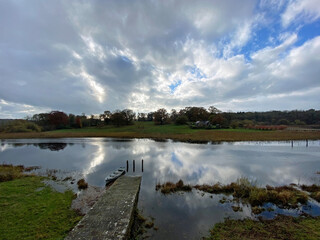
[195,121,211,128]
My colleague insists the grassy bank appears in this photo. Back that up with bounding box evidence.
[1,122,320,142]
[206,215,320,240]
[0,165,81,240]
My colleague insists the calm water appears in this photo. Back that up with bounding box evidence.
[1,138,320,239]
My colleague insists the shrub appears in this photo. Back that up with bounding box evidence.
[175,115,188,125]
[156,180,192,194]
[0,164,24,182]
[249,188,268,206]
[77,179,88,190]
[2,120,41,133]
[313,192,320,202]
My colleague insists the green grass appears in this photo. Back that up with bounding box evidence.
[2,121,320,142]
[206,215,320,240]
[0,176,81,240]
[53,122,263,134]
[53,122,201,134]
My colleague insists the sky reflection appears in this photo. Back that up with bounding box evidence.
[1,138,320,239]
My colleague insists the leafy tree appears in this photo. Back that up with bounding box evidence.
[147,112,154,121]
[31,113,50,130]
[138,113,147,121]
[100,110,112,125]
[208,106,221,114]
[230,120,239,129]
[209,114,227,128]
[294,119,306,125]
[175,115,188,125]
[122,109,135,125]
[48,111,68,129]
[170,109,179,122]
[89,115,99,126]
[277,119,290,125]
[110,110,126,127]
[183,107,209,122]
[68,114,76,128]
[154,108,169,125]
[75,117,82,128]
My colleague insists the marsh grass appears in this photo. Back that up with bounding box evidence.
[199,180,308,208]
[251,206,265,215]
[301,184,320,202]
[130,209,157,239]
[156,178,310,210]
[77,178,88,190]
[156,180,192,194]
[205,215,320,240]
[0,164,26,182]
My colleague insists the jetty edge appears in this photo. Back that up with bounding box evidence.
[65,175,142,240]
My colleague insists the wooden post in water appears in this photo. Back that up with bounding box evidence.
[126,160,129,172]
[291,141,293,148]
[141,159,144,172]
[306,139,308,147]
[133,160,135,172]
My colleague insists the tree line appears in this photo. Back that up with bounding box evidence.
[1,107,319,133]
[23,107,320,131]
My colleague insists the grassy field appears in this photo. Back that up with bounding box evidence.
[0,166,81,240]
[0,121,320,142]
[206,215,320,240]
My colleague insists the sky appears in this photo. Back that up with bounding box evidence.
[0,0,320,118]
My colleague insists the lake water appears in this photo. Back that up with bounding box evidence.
[1,138,320,239]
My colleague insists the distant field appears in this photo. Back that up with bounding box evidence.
[1,122,320,142]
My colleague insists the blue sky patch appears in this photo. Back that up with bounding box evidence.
[169,80,182,93]
[171,152,183,167]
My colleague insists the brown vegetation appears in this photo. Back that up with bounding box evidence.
[1,128,320,142]
[155,178,308,210]
[251,206,265,215]
[195,179,308,208]
[156,180,192,194]
[77,179,88,190]
[301,184,320,202]
[0,164,25,182]
[206,215,320,240]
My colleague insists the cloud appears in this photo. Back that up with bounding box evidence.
[282,0,320,27]
[0,0,319,118]
[0,99,50,119]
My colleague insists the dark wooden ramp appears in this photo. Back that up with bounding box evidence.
[65,176,142,240]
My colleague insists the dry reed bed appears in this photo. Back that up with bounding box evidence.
[156,178,320,210]
[1,130,320,142]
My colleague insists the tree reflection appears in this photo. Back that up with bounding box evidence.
[34,143,68,151]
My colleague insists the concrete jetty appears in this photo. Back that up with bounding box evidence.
[65,176,142,240]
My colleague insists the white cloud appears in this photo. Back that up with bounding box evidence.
[282,0,320,27]
[0,99,50,119]
[0,0,319,118]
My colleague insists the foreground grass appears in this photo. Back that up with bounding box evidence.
[206,215,320,240]
[1,122,320,142]
[0,176,81,240]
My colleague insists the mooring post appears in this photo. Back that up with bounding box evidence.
[126,160,129,172]
[291,140,293,148]
[141,159,144,172]
[133,160,135,172]
[306,139,308,147]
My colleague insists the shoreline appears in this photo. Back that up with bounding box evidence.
[1,129,320,143]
